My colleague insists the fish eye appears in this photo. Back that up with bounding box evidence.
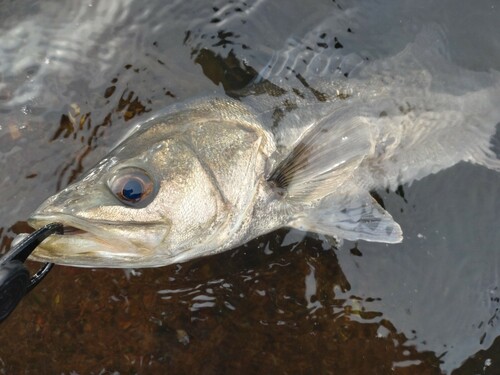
[108,168,155,207]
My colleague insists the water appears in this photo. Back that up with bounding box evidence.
[1,0,500,373]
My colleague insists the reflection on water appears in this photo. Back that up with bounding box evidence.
[1,0,500,374]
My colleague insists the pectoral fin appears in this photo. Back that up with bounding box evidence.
[267,106,374,201]
[290,192,403,243]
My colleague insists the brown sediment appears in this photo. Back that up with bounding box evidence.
[0,229,443,374]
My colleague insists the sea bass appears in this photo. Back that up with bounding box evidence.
[27,30,500,268]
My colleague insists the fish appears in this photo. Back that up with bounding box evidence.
[26,27,500,268]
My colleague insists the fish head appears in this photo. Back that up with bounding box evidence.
[28,98,270,268]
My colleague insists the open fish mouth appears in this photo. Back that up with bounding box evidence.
[25,214,166,268]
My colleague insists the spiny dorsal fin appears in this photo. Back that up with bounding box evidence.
[267,107,374,201]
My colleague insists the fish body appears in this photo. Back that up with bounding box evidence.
[28,29,500,268]
[27,95,392,267]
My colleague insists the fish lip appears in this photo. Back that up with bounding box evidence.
[29,213,163,233]
[27,213,164,265]
[62,226,87,235]
[29,213,129,241]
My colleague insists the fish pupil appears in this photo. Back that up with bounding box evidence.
[122,179,143,201]
[108,167,155,207]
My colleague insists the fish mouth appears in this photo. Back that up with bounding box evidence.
[27,213,167,268]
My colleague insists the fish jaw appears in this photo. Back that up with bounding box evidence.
[27,213,170,268]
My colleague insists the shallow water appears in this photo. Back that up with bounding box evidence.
[1,0,500,374]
